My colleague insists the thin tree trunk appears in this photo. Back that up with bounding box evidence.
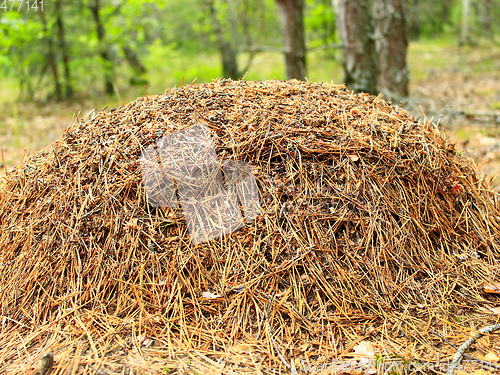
[206,0,240,80]
[39,8,62,101]
[460,0,471,45]
[374,0,409,101]
[276,0,307,80]
[337,0,378,94]
[55,0,73,99]
[407,0,421,38]
[89,0,114,95]
[122,46,146,75]
[482,0,492,38]
[242,0,252,47]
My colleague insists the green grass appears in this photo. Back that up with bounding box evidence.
[490,101,500,110]
[408,36,500,81]
[0,76,19,105]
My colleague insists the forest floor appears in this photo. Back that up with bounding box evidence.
[1,40,500,190]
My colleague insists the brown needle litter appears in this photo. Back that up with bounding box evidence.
[1,79,499,374]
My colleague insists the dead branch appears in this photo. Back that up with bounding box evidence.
[446,324,500,375]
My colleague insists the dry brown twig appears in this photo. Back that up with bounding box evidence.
[446,324,500,375]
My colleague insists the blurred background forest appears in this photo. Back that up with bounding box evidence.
[0,0,500,187]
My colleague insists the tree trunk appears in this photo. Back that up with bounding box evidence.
[122,46,147,75]
[276,0,307,80]
[460,0,471,45]
[242,0,252,47]
[39,8,62,101]
[374,0,409,101]
[337,0,378,95]
[89,0,114,95]
[406,0,421,39]
[206,0,240,80]
[481,0,492,38]
[55,0,73,99]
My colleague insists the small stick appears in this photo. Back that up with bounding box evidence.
[36,353,54,375]
[1,149,8,176]
[89,364,110,375]
[431,331,499,371]
[446,324,500,375]
[265,293,298,375]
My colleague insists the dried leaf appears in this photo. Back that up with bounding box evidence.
[202,292,221,299]
[352,341,375,357]
[484,351,500,361]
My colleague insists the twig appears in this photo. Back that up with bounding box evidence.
[1,149,8,176]
[307,43,343,53]
[446,324,500,375]
[89,364,110,375]
[431,330,459,350]
[431,331,500,371]
[265,293,298,375]
[245,45,285,54]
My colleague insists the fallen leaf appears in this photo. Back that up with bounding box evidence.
[352,341,375,357]
[484,351,500,361]
[202,291,221,299]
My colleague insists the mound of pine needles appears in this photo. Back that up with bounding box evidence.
[1,79,499,374]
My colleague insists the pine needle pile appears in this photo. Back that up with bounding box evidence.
[1,79,500,374]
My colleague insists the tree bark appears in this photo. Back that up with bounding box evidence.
[39,8,62,101]
[481,0,492,37]
[337,0,378,94]
[374,0,409,101]
[89,0,115,95]
[460,0,470,45]
[122,46,147,75]
[206,0,240,80]
[55,0,73,99]
[242,0,252,47]
[276,0,307,80]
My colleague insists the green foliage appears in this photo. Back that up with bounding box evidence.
[407,0,500,43]
[0,11,45,99]
[407,0,457,39]
[144,41,221,91]
[305,0,337,49]
[0,0,499,102]
[197,0,282,53]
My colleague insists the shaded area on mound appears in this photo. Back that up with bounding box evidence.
[1,79,500,372]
